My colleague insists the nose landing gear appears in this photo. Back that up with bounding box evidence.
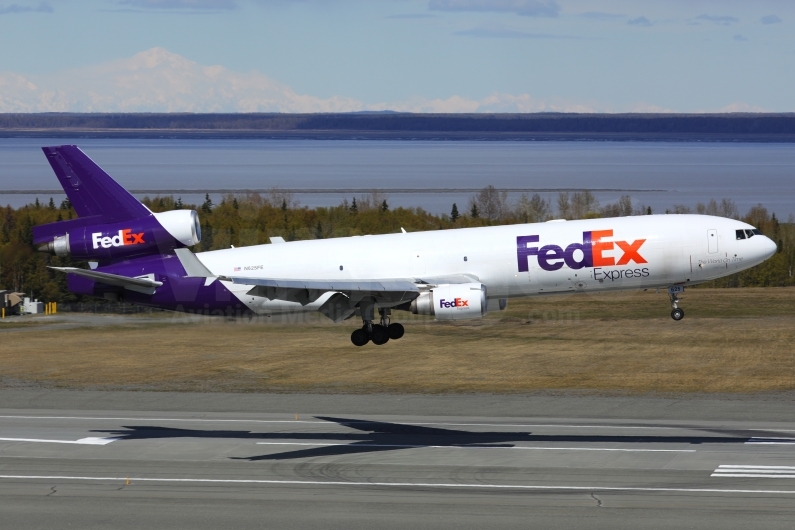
[350,307,405,346]
[668,286,685,321]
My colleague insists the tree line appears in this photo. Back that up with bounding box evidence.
[1,189,793,304]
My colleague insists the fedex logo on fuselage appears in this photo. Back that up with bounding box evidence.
[517,230,647,272]
[92,229,145,249]
[439,298,469,309]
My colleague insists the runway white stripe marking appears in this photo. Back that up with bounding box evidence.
[0,437,119,445]
[718,465,795,470]
[746,438,795,445]
[714,470,795,474]
[1,475,794,494]
[254,442,695,452]
[711,474,795,479]
[711,465,795,479]
[0,415,748,431]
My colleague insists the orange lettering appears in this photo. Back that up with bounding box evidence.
[616,239,647,265]
[122,229,133,245]
[592,230,614,266]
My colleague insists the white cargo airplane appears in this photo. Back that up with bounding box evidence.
[36,146,777,346]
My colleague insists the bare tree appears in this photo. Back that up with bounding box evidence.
[570,191,600,219]
[356,190,388,212]
[515,193,551,223]
[601,195,633,218]
[470,185,508,221]
[557,192,572,219]
[696,198,739,219]
[266,187,299,209]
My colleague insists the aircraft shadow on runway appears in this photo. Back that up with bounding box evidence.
[90,417,788,461]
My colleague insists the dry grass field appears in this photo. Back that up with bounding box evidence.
[1,287,794,394]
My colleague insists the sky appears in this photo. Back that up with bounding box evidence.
[0,0,793,113]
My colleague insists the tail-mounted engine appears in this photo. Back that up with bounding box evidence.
[410,283,488,320]
[37,210,201,261]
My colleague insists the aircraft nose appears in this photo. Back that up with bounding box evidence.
[760,236,777,259]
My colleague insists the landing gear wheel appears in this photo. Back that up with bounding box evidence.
[370,325,390,345]
[387,323,405,340]
[671,308,685,321]
[351,328,370,346]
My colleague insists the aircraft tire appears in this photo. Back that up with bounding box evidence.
[351,328,370,346]
[671,308,684,321]
[371,325,390,345]
[388,323,405,340]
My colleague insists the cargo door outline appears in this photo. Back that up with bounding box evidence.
[707,229,718,254]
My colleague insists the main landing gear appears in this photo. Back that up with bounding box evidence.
[669,286,685,321]
[350,308,405,346]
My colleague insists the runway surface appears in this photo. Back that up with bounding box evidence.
[1,391,794,529]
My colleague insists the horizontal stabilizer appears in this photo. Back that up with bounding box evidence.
[50,267,162,295]
[42,145,150,222]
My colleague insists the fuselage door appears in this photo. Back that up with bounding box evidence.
[707,229,718,254]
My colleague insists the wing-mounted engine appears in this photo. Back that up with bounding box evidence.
[37,209,201,261]
[409,283,488,320]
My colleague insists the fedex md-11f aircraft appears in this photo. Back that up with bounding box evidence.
[36,146,777,346]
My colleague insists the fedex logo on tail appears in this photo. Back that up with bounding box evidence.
[517,230,647,272]
[92,229,145,249]
[439,298,469,309]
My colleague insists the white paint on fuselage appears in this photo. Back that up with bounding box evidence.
[196,214,776,316]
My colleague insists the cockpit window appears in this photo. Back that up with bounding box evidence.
[752,229,762,236]
[736,229,746,240]
[745,229,755,239]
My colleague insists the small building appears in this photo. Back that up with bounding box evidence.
[1,291,26,315]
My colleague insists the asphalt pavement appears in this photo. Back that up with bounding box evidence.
[0,390,794,529]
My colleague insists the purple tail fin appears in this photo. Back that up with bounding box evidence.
[42,145,150,222]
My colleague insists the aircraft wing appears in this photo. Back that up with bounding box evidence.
[174,248,420,320]
[50,266,163,295]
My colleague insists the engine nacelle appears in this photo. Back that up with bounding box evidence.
[38,210,201,261]
[410,283,488,320]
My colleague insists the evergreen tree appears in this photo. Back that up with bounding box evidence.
[646,206,652,215]
[451,203,460,222]
[60,199,71,210]
[201,223,213,250]
[175,197,183,209]
[350,198,358,213]
[201,194,213,214]
[470,203,479,218]
[381,199,389,212]
[48,197,55,210]
[233,197,239,210]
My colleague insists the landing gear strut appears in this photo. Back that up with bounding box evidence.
[669,286,685,321]
[349,307,405,346]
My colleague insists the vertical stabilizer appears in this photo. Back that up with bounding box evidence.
[42,145,150,222]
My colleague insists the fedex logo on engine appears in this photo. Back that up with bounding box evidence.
[517,230,647,272]
[91,229,145,249]
[439,298,469,309]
